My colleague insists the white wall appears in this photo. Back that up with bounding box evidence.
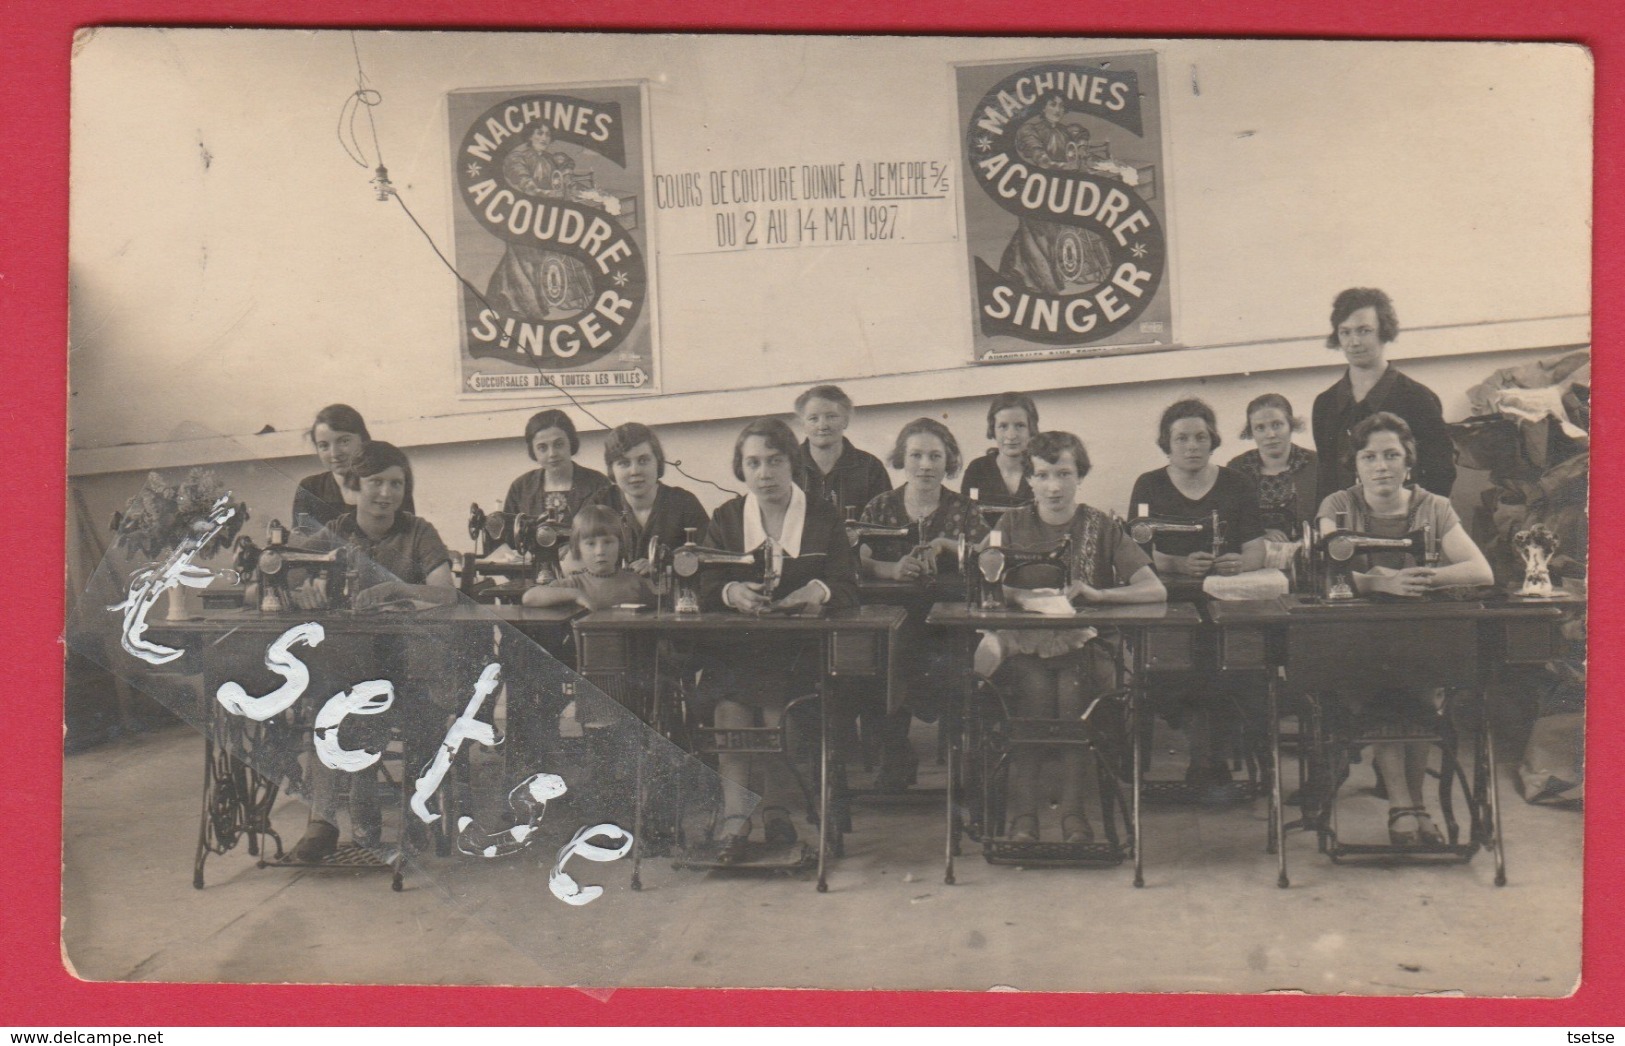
[65,32,1589,563]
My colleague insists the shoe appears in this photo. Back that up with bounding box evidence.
[1007,815,1039,843]
[716,816,751,864]
[1387,807,1421,846]
[762,806,798,846]
[1062,814,1094,845]
[1413,809,1445,846]
[291,819,339,862]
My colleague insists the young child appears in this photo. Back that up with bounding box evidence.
[522,504,656,611]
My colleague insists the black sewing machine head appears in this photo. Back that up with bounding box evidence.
[965,534,1072,610]
[459,502,576,594]
[669,533,783,613]
[1127,507,1224,555]
[1304,521,1438,601]
[233,523,354,612]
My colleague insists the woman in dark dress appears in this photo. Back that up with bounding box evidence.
[698,418,859,860]
[961,391,1038,511]
[503,409,612,525]
[1129,398,1266,787]
[1311,287,1456,503]
[588,422,711,572]
[1226,392,1319,544]
[856,418,990,790]
[292,404,414,533]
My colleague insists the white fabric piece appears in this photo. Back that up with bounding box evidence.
[742,483,807,558]
[1202,568,1290,601]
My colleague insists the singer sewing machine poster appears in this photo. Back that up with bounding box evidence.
[449,81,661,397]
[954,51,1175,362]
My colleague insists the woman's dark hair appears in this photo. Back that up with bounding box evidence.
[604,422,666,479]
[1156,398,1222,455]
[794,384,853,414]
[985,392,1040,440]
[524,409,580,460]
[1325,287,1400,349]
[307,404,370,443]
[888,418,963,478]
[732,417,803,483]
[341,440,414,503]
[1344,411,1418,477]
[570,504,624,558]
[1238,393,1306,440]
[1026,431,1092,480]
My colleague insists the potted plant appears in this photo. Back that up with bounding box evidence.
[111,469,248,618]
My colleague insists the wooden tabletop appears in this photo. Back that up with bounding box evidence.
[1203,591,1576,625]
[574,604,907,635]
[925,601,1203,630]
[142,601,581,638]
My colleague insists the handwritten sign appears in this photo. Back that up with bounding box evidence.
[654,158,957,255]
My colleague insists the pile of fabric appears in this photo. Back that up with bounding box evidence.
[1449,349,1588,803]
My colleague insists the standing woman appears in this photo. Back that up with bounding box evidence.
[1316,412,1493,844]
[292,404,414,532]
[961,392,1038,510]
[993,431,1166,842]
[589,422,710,571]
[1129,398,1266,787]
[503,409,611,524]
[699,418,860,859]
[856,418,990,789]
[1226,393,1319,542]
[793,385,893,519]
[1312,287,1456,503]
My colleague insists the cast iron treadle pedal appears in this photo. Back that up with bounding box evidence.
[983,839,1127,867]
[1327,841,1478,864]
[671,839,816,871]
[1140,779,1266,803]
[261,842,395,870]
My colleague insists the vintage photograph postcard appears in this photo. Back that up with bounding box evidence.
[64,30,1590,995]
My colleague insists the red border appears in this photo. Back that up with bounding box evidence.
[5,0,1619,1026]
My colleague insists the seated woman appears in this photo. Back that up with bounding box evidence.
[292,441,457,860]
[699,418,859,860]
[1316,411,1493,845]
[292,404,414,532]
[856,418,990,789]
[1129,398,1267,787]
[1226,392,1319,544]
[991,431,1165,843]
[587,422,711,574]
[522,504,658,611]
[503,408,611,524]
[793,384,893,519]
[960,391,1038,511]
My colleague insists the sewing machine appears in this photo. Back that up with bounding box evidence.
[1299,520,1439,601]
[964,533,1073,611]
[1127,507,1224,557]
[233,521,354,612]
[459,504,574,599]
[669,533,784,614]
[842,511,944,580]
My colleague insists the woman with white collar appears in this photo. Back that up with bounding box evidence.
[698,417,860,862]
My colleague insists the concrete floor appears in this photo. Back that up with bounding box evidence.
[62,718,1581,995]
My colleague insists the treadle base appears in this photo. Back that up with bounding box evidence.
[1328,841,1479,863]
[847,786,947,803]
[672,840,816,871]
[260,842,396,870]
[1140,778,1267,803]
[983,839,1127,866]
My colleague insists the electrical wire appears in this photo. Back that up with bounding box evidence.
[337,46,739,500]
